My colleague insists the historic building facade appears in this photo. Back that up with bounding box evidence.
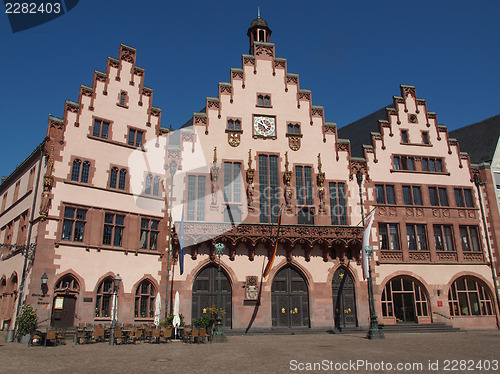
[1,17,499,335]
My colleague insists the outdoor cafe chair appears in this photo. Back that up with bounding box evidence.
[56,328,66,345]
[198,328,209,343]
[150,328,161,344]
[131,328,143,344]
[29,331,44,346]
[182,328,192,343]
[44,329,57,347]
[113,328,123,345]
[162,327,172,343]
[92,327,105,343]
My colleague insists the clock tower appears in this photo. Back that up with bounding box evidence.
[247,11,272,54]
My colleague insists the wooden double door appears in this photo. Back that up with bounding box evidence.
[271,266,310,328]
[191,266,232,328]
[332,267,357,328]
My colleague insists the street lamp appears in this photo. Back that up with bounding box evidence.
[41,273,48,296]
[364,246,384,339]
[109,273,122,345]
[212,243,227,343]
[166,160,177,317]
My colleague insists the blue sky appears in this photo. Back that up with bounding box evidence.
[1,0,499,179]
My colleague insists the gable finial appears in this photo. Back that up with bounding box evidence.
[258,6,260,18]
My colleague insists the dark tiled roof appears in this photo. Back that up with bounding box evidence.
[450,114,500,164]
[337,106,392,158]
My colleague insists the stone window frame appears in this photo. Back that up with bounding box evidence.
[402,185,423,206]
[375,184,396,205]
[256,93,272,108]
[60,205,87,243]
[90,117,113,140]
[378,222,401,251]
[405,223,429,251]
[102,212,126,247]
[134,279,156,319]
[139,217,160,251]
[107,164,130,192]
[432,224,456,252]
[127,126,145,149]
[428,186,449,207]
[448,276,493,317]
[67,156,96,185]
[459,225,481,252]
[117,90,129,108]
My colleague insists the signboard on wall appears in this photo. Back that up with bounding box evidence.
[54,297,64,310]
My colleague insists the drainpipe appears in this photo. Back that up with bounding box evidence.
[474,173,500,329]
[10,145,44,341]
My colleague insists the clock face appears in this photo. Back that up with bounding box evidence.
[253,116,276,137]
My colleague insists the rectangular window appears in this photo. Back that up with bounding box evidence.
[401,130,409,143]
[259,155,279,223]
[403,185,422,205]
[103,213,125,246]
[375,184,395,205]
[227,119,241,131]
[92,119,109,139]
[422,132,430,144]
[187,175,206,221]
[379,223,400,251]
[140,218,159,250]
[223,162,242,203]
[13,181,20,202]
[455,188,474,207]
[287,123,301,135]
[429,187,448,206]
[406,224,428,251]
[295,166,313,206]
[422,157,444,172]
[128,129,143,147]
[61,207,86,242]
[433,225,455,251]
[460,226,481,252]
[393,156,415,171]
[330,182,347,225]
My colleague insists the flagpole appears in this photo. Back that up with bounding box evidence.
[357,171,384,340]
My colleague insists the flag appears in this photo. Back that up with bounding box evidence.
[362,209,376,280]
[179,206,185,275]
[263,205,283,279]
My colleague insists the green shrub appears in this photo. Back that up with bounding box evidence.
[16,304,38,339]
[161,313,184,327]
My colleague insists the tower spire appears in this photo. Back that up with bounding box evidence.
[247,14,272,54]
[258,6,260,18]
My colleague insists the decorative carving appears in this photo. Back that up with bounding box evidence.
[288,136,301,151]
[194,115,207,125]
[311,108,323,117]
[406,208,414,217]
[150,108,161,117]
[39,145,55,220]
[227,132,241,147]
[402,86,416,97]
[207,99,219,109]
[119,45,136,64]
[416,208,424,217]
[245,276,259,300]
[408,252,430,261]
[254,43,274,57]
[324,125,336,134]
[349,160,368,181]
[298,92,311,101]
[210,147,219,209]
[437,252,457,262]
[181,132,195,143]
[287,75,298,85]
[379,251,403,262]
[463,252,485,262]
[81,87,93,97]
[95,73,107,83]
[246,149,255,211]
[219,85,232,94]
[108,58,119,68]
[232,70,244,79]
[142,88,153,97]
[274,60,286,68]
[408,113,418,123]
[134,67,144,76]
[243,57,255,66]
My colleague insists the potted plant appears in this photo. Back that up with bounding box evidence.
[16,304,38,344]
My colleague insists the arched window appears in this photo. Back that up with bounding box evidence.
[71,159,90,183]
[120,91,126,106]
[448,276,493,316]
[135,280,155,319]
[81,162,90,183]
[257,95,264,106]
[264,95,270,106]
[153,176,160,196]
[71,159,81,181]
[381,276,429,322]
[145,174,152,195]
[55,275,80,292]
[118,169,127,190]
[109,167,118,188]
[95,277,113,318]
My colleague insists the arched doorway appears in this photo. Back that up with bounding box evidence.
[51,275,79,328]
[332,267,357,328]
[381,276,430,323]
[271,266,309,328]
[192,266,232,328]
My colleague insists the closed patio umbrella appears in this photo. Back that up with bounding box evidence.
[154,292,161,327]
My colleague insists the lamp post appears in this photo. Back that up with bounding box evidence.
[212,243,227,343]
[364,246,384,339]
[166,160,177,317]
[109,274,122,345]
[40,273,48,296]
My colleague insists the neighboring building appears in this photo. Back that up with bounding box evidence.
[0,17,499,335]
[450,116,500,278]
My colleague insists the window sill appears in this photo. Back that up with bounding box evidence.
[65,179,133,195]
[390,169,450,176]
[87,134,146,152]
[286,133,303,138]
[225,129,243,134]
[256,105,273,109]
[399,142,432,147]
[116,103,129,109]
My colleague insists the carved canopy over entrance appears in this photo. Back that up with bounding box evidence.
[173,222,363,249]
